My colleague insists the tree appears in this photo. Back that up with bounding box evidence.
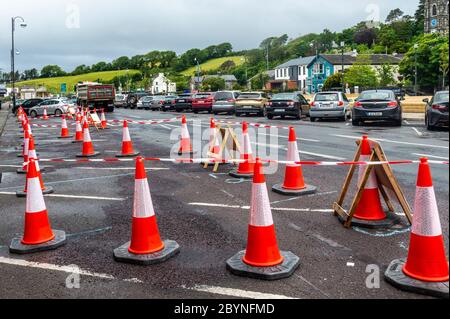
[353,28,377,48]
[40,65,66,78]
[438,42,449,89]
[112,56,131,70]
[201,77,225,91]
[414,0,425,35]
[378,63,396,87]
[72,65,91,75]
[386,8,404,23]
[344,55,379,88]
[323,72,343,91]
[220,60,236,70]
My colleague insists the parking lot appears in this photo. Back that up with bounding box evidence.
[0,107,448,299]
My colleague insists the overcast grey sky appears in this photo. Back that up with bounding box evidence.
[0,0,419,73]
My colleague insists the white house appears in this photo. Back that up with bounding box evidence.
[151,73,176,94]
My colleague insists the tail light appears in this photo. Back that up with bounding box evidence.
[171,100,176,104]
[338,101,344,107]
[227,99,236,103]
[159,101,164,105]
[267,102,272,106]
[287,101,295,106]
[432,104,447,110]
[310,102,315,107]
[387,101,398,108]
[354,102,362,108]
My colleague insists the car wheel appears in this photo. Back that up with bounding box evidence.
[193,111,198,114]
[310,117,316,122]
[426,115,435,131]
[394,119,402,127]
[267,114,274,120]
[352,119,361,126]
[30,110,38,118]
[339,115,346,122]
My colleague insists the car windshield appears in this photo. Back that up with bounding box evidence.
[238,93,262,99]
[116,95,126,100]
[215,92,234,100]
[194,94,212,99]
[435,92,449,102]
[272,93,296,100]
[315,93,339,102]
[142,96,153,102]
[178,94,191,98]
[359,91,394,100]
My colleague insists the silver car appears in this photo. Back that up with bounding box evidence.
[29,99,69,118]
[212,91,240,115]
[310,91,351,122]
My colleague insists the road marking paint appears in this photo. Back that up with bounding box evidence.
[404,120,410,125]
[75,167,169,171]
[333,134,449,150]
[0,192,126,201]
[258,132,320,143]
[0,256,115,279]
[185,285,296,299]
[353,226,411,237]
[347,262,355,267]
[270,191,338,205]
[159,124,172,130]
[188,202,333,213]
[298,150,346,161]
[164,124,179,129]
[252,142,283,149]
[0,165,21,168]
[412,153,449,160]
[294,274,331,298]
[411,127,423,137]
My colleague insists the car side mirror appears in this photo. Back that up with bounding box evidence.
[423,98,429,103]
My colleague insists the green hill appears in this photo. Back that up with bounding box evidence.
[181,56,245,76]
[15,70,141,93]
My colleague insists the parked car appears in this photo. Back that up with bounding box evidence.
[212,91,240,115]
[192,92,215,114]
[352,90,402,126]
[13,98,46,115]
[265,92,310,120]
[161,95,178,112]
[114,94,128,108]
[29,99,69,118]
[310,91,351,122]
[138,96,154,110]
[235,92,268,117]
[174,93,194,112]
[424,91,449,130]
[127,92,149,109]
[148,96,168,111]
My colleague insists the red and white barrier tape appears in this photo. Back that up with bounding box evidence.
[215,119,291,130]
[106,117,181,125]
[30,157,450,166]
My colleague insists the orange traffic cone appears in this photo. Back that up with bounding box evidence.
[116,120,140,158]
[352,136,386,221]
[17,108,24,122]
[100,109,108,129]
[227,159,300,280]
[203,118,222,166]
[17,126,30,158]
[42,107,49,120]
[10,158,66,254]
[385,158,449,298]
[16,136,53,197]
[76,121,100,158]
[58,115,72,139]
[17,129,30,174]
[114,157,180,265]
[72,119,84,143]
[178,115,195,156]
[229,122,255,178]
[273,127,317,196]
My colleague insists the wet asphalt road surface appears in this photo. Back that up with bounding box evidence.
[0,108,448,299]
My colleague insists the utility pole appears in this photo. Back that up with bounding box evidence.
[414,43,419,96]
[341,41,345,93]
[11,16,27,111]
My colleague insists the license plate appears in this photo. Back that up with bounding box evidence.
[178,100,185,103]
[275,109,284,112]
[368,112,383,116]
[198,101,204,104]
[321,104,333,108]
[243,106,253,109]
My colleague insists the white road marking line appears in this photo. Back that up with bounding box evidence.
[270,191,338,205]
[185,285,296,300]
[297,150,346,161]
[0,256,115,279]
[259,132,320,143]
[347,262,355,267]
[188,202,333,213]
[411,127,423,137]
[404,120,410,125]
[0,165,21,168]
[75,167,169,171]
[0,192,126,201]
[412,153,449,160]
[164,124,179,129]
[252,142,283,149]
[333,134,449,149]
[159,124,172,130]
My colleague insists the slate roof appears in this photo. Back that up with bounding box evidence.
[318,54,403,66]
[275,56,315,69]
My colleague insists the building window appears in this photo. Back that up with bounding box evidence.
[432,4,437,16]
[313,63,324,74]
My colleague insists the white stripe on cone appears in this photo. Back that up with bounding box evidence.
[358,154,378,189]
[133,178,155,218]
[181,123,190,139]
[26,177,46,213]
[249,182,274,227]
[242,133,253,156]
[62,118,68,129]
[76,121,82,132]
[23,138,29,157]
[286,141,300,167]
[28,149,41,171]
[123,127,131,142]
[83,127,92,142]
[412,186,442,237]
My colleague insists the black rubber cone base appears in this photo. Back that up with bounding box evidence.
[58,135,73,139]
[16,186,54,198]
[226,250,300,281]
[385,259,449,299]
[114,240,180,265]
[9,230,66,254]
[272,184,317,196]
[76,152,100,158]
[337,211,401,229]
[229,170,254,179]
[17,166,46,174]
[116,151,140,158]
[72,140,83,144]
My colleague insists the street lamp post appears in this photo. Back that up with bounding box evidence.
[11,16,27,111]
[341,41,345,94]
[414,43,419,96]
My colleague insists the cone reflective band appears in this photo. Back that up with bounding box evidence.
[117,120,140,158]
[353,136,386,221]
[73,120,83,143]
[244,160,283,267]
[273,127,317,196]
[229,122,255,178]
[101,109,107,129]
[17,129,30,174]
[209,118,220,156]
[227,159,300,280]
[76,121,100,157]
[59,115,71,138]
[113,157,180,265]
[403,158,449,282]
[43,108,48,120]
[178,115,194,155]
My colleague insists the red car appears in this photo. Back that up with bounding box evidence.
[192,92,215,114]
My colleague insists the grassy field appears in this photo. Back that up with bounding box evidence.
[181,56,245,76]
[15,70,141,93]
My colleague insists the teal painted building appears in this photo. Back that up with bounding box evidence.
[306,55,334,94]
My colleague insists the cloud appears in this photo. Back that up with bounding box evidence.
[0,0,419,72]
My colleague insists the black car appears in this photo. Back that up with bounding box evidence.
[174,94,194,112]
[265,92,310,120]
[352,90,402,126]
[12,98,46,115]
[161,95,178,112]
[126,92,149,109]
[424,91,449,130]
